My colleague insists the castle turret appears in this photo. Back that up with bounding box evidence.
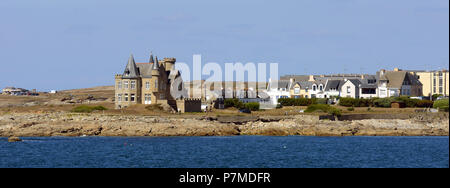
[163,57,176,71]
[123,54,139,78]
[149,52,154,64]
[152,56,160,76]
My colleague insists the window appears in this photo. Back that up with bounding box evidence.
[145,82,150,90]
[368,79,376,84]
[160,93,165,99]
[155,80,158,89]
[131,81,136,89]
[144,94,152,104]
[124,81,128,89]
[117,94,122,102]
[117,81,122,89]
[294,88,300,94]
[313,85,317,91]
[130,94,135,101]
[347,86,351,94]
[319,85,323,91]
[124,93,128,101]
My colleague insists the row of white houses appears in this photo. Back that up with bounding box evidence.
[265,69,423,105]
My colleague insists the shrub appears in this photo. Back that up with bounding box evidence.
[305,104,342,117]
[315,98,328,104]
[416,100,434,108]
[338,97,355,107]
[224,99,244,109]
[373,98,394,108]
[244,102,260,111]
[432,94,443,101]
[347,107,354,111]
[71,105,107,113]
[278,98,313,106]
[339,97,371,107]
[393,96,419,108]
[433,99,449,112]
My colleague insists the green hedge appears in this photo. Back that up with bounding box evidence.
[305,104,342,117]
[224,99,244,109]
[340,96,434,108]
[278,98,316,106]
[71,105,107,113]
[339,97,373,107]
[433,99,449,112]
[244,102,260,111]
[373,98,394,108]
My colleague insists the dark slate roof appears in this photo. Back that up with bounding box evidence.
[122,54,139,78]
[347,79,362,86]
[152,56,159,70]
[325,80,345,91]
[296,81,313,89]
[136,63,152,78]
[359,76,378,88]
[269,80,290,89]
[149,52,154,64]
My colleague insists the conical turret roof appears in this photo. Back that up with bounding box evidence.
[152,56,159,70]
[149,52,154,63]
[123,54,139,78]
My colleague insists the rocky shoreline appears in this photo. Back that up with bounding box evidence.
[0,112,448,137]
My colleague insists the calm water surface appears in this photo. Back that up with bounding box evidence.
[0,136,448,168]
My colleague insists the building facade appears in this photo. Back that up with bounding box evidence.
[408,69,449,97]
[114,53,186,110]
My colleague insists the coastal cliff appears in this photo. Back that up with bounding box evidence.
[0,112,448,137]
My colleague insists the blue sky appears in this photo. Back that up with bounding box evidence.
[0,0,448,91]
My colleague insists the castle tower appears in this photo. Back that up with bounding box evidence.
[149,51,154,64]
[164,58,176,71]
[123,54,138,78]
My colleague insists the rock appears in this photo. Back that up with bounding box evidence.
[8,136,22,142]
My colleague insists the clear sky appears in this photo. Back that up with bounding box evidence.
[0,0,448,91]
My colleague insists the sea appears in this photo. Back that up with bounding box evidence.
[0,136,448,168]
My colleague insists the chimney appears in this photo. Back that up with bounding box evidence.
[289,78,295,83]
[361,75,365,79]
[394,68,400,72]
[380,69,386,75]
[309,75,315,82]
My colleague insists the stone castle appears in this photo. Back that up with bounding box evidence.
[114,53,199,112]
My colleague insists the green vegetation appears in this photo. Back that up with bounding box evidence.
[347,107,355,111]
[339,96,434,108]
[338,97,373,107]
[224,99,244,109]
[305,104,342,117]
[71,105,107,113]
[277,98,315,106]
[433,99,449,112]
[373,98,394,108]
[432,94,443,101]
[244,102,260,111]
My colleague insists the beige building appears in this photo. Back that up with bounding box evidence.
[407,69,449,97]
[115,53,192,111]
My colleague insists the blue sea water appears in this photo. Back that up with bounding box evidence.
[0,136,448,168]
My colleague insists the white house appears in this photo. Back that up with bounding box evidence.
[266,78,293,105]
[340,79,361,98]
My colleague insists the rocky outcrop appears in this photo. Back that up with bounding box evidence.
[0,112,448,137]
[8,136,22,142]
